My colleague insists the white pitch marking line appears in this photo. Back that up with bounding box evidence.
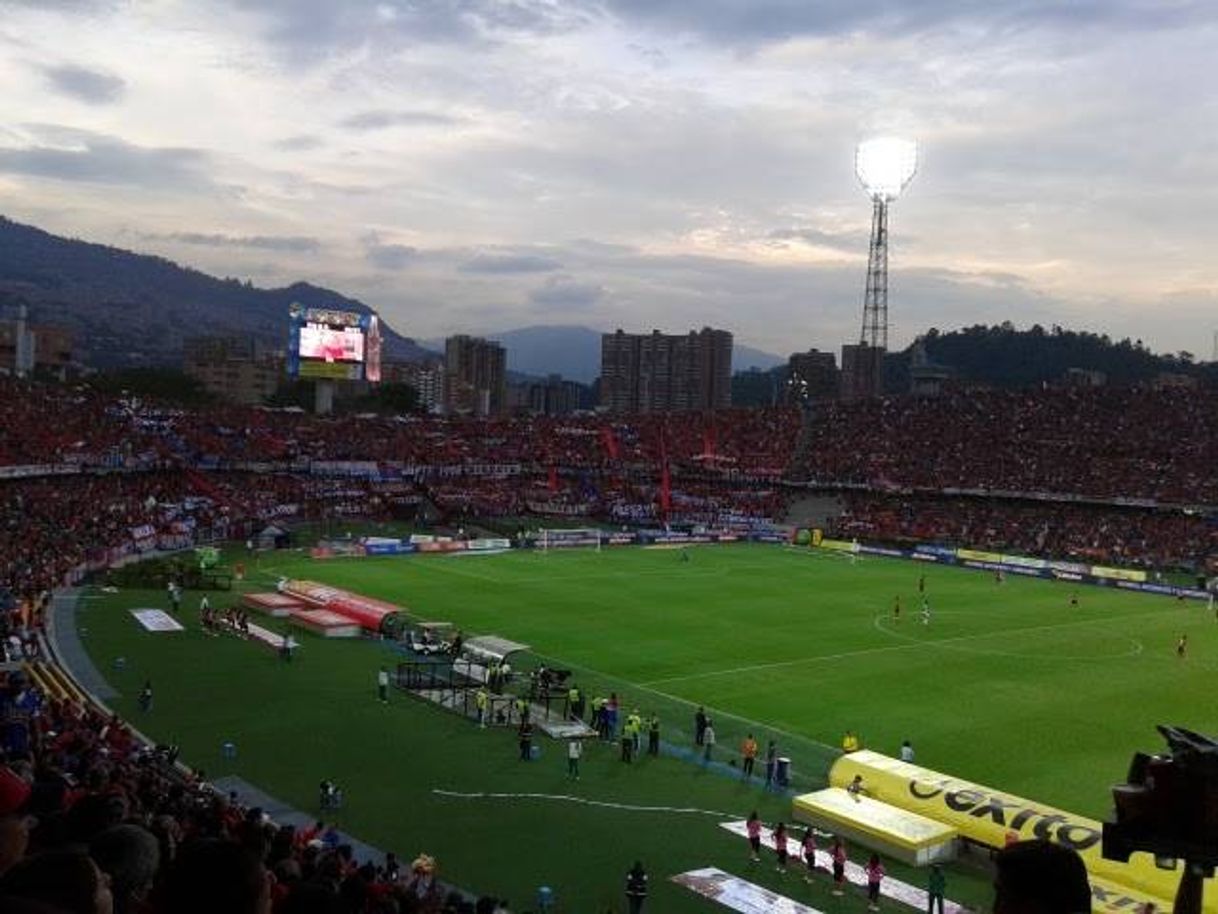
[432,789,739,818]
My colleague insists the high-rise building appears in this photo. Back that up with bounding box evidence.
[183,335,283,404]
[383,360,445,413]
[600,327,733,413]
[786,348,838,401]
[444,335,506,416]
[840,342,884,400]
[525,374,584,415]
[0,306,73,378]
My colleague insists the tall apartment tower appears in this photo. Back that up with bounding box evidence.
[600,327,733,413]
[840,342,884,400]
[444,335,506,416]
[787,348,838,401]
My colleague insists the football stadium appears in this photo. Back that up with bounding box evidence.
[4,4,1218,914]
[2,379,1217,913]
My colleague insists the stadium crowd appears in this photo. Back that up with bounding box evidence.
[0,671,508,913]
[795,385,1218,504]
[0,471,400,608]
[831,495,1217,571]
[2,376,1216,608]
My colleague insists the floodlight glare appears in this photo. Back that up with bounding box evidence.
[855,137,918,201]
[850,136,918,390]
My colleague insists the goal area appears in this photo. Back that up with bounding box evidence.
[537,527,604,552]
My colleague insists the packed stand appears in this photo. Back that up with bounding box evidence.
[0,472,398,604]
[795,385,1218,504]
[0,378,161,469]
[831,494,1218,571]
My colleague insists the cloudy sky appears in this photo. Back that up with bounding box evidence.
[2,0,1217,359]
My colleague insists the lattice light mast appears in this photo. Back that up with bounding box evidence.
[855,138,918,350]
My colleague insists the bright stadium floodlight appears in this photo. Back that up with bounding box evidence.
[855,137,918,201]
[849,136,918,398]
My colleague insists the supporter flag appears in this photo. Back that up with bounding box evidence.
[658,435,672,518]
[548,465,559,493]
[600,426,620,460]
[578,471,598,500]
[660,460,672,517]
[702,422,717,459]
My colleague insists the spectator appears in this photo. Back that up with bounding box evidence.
[160,838,272,914]
[0,849,114,914]
[0,766,33,876]
[992,840,1091,914]
[89,825,160,914]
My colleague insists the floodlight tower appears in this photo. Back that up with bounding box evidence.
[855,137,918,352]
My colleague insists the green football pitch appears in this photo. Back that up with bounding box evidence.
[75,541,1217,912]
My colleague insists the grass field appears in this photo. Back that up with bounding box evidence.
[75,541,1218,912]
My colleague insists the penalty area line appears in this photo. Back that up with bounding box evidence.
[431,789,739,819]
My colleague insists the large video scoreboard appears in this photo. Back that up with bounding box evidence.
[287,304,382,382]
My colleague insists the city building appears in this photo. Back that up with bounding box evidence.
[523,374,585,415]
[1062,367,1107,388]
[383,360,445,413]
[0,306,74,378]
[600,327,733,413]
[840,342,885,400]
[786,348,838,401]
[444,335,506,416]
[183,335,283,405]
[908,339,953,397]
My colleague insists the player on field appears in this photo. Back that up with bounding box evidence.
[1177,634,1188,659]
[920,596,931,625]
[892,596,901,622]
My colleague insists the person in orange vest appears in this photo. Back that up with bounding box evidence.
[741,733,758,780]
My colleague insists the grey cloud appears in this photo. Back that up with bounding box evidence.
[225,0,591,58]
[43,64,125,104]
[600,0,1218,44]
[529,275,605,308]
[365,238,418,270]
[459,253,563,274]
[769,227,867,250]
[274,134,324,151]
[0,127,209,189]
[157,232,321,253]
[339,109,462,131]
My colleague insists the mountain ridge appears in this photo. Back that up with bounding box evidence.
[0,215,434,367]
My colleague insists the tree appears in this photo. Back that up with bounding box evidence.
[88,368,213,406]
[346,382,419,415]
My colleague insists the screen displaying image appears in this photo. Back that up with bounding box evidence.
[299,322,365,363]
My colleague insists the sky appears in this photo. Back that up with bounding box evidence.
[2,1,1218,360]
